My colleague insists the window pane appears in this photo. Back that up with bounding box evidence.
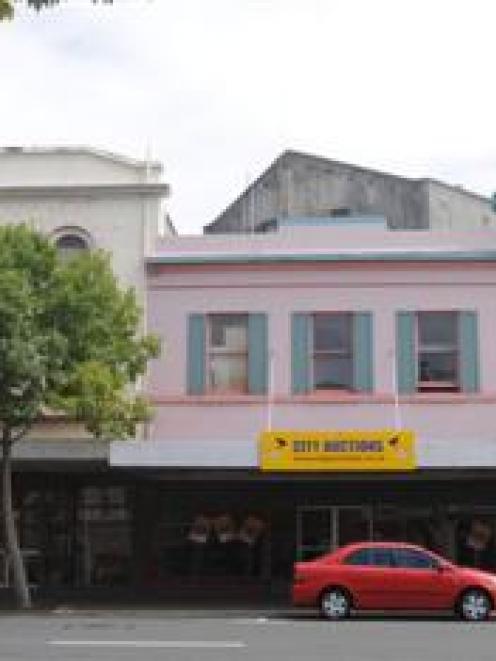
[314,355,352,389]
[344,547,392,567]
[314,314,351,352]
[418,313,457,346]
[419,352,458,383]
[344,548,372,566]
[209,355,247,392]
[301,510,331,553]
[56,234,88,251]
[210,315,247,351]
[393,549,435,569]
[371,548,393,567]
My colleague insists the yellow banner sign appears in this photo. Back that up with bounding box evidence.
[260,430,416,471]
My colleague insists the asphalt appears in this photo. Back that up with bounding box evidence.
[0,609,495,661]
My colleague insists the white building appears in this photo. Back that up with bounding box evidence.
[0,146,170,454]
[0,146,171,299]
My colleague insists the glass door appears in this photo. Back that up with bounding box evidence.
[296,507,334,561]
[336,506,372,547]
[296,506,373,561]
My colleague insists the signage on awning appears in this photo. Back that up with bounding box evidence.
[259,430,416,471]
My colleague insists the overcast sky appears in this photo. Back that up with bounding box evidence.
[1,0,495,233]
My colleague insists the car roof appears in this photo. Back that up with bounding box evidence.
[332,541,433,558]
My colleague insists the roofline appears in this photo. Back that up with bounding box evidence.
[147,249,496,266]
[0,146,163,171]
[286,150,491,203]
[0,183,170,198]
[421,177,492,204]
[204,151,286,231]
[205,148,493,230]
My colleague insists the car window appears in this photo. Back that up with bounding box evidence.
[343,547,393,567]
[392,548,437,570]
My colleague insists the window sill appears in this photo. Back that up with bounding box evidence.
[151,392,490,405]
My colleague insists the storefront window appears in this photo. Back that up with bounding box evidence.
[76,486,132,587]
[456,518,495,570]
[148,510,268,582]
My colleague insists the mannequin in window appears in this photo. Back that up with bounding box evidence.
[187,515,211,576]
[239,516,265,577]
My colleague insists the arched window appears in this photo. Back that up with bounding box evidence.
[53,227,93,259]
[56,234,88,252]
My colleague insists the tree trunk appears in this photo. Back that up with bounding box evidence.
[1,429,31,609]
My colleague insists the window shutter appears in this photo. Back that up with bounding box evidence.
[291,313,311,394]
[396,312,416,394]
[353,312,374,392]
[459,311,479,393]
[187,314,206,395]
[248,313,268,394]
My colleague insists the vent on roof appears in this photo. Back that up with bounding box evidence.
[330,208,352,217]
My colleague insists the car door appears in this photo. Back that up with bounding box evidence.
[341,546,400,609]
[390,548,458,609]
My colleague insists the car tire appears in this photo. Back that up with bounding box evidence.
[319,588,351,620]
[457,589,492,622]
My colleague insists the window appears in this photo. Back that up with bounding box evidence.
[312,314,353,390]
[54,228,91,260]
[56,234,88,252]
[344,547,393,567]
[392,548,437,570]
[417,312,458,392]
[207,314,248,393]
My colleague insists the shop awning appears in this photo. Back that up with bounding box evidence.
[110,436,496,470]
[110,438,258,468]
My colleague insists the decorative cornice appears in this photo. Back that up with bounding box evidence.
[147,249,496,266]
[150,393,496,406]
[0,183,170,198]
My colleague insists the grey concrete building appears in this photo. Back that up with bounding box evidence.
[205,150,496,233]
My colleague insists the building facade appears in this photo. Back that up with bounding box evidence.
[3,147,496,603]
[107,221,496,600]
[205,150,496,233]
[0,147,170,595]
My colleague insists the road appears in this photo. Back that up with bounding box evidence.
[0,610,496,661]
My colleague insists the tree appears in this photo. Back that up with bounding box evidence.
[0,0,13,20]
[0,225,159,608]
[1,1,113,21]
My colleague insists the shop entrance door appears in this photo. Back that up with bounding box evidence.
[296,506,372,561]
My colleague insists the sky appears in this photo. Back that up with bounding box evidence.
[1,0,495,234]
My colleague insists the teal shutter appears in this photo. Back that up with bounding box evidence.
[396,312,416,393]
[353,312,374,392]
[459,311,479,393]
[248,313,268,394]
[187,314,206,394]
[291,313,311,394]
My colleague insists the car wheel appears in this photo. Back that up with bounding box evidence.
[319,588,351,620]
[458,589,492,621]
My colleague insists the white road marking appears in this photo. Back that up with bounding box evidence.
[233,617,289,625]
[48,639,245,649]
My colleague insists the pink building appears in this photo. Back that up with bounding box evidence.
[110,219,496,596]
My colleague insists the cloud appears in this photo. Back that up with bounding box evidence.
[1,0,495,233]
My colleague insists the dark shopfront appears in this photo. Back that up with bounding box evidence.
[3,469,496,604]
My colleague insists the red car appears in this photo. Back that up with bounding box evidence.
[293,542,496,621]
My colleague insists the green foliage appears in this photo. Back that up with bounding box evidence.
[0,0,13,20]
[0,224,160,443]
[0,1,114,21]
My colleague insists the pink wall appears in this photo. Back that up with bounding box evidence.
[146,227,496,446]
